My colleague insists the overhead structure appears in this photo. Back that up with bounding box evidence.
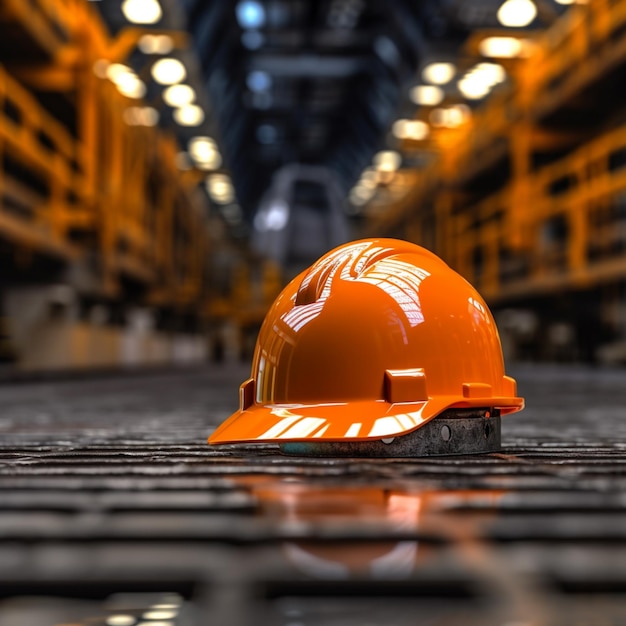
[366,0,626,360]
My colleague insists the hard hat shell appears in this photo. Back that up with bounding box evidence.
[209,238,523,445]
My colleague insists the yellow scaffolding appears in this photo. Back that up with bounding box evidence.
[369,0,626,306]
[0,0,210,318]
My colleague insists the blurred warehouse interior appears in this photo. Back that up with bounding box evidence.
[0,0,624,370]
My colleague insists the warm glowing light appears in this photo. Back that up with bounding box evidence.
[106,616,136,626]
[430,105,470,128]
[393,119,410,137]
[479,36,527,58]
[123,106,159,126]
[458,78,489,99]
[373,150,401,172]
[195,154,222,170]
[106,64,146,99]
[189,136,216,158]
[207,174,235,204]
[421,62,456,85]
[392,119,429,140]
[115,74,146,99]
[350,184,375,206]
[151,58,186,85]
[121,0,162,24]
[475,62,506,83]
[142,610,177,620]
[138,34,174,55]
[106,63,134,83]
[497,0,537,27]
[458,63,506,100]
[189,136,222,169]
[360,168,380,189]
[409,85,444,106]
[162,84,195,107]
[173,104,204,126]
[446,104,470,127]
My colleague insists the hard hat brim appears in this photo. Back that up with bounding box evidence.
[208,395,524,444]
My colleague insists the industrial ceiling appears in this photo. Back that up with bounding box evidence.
[93,0,573,229]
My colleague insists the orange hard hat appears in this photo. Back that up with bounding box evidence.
[209,238,523,455]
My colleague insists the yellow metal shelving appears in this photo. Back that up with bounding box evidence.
[369,0,626,308]
[0,0,211,319]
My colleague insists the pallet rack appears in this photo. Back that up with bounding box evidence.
[369,0,626,321]
[0,0,210,323]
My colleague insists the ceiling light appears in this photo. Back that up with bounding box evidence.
[497,0,537,27]
[359,177,377,191]
[409,85,444,106]
[236,1,266,29]
[123,107,159,126]
[189,136,216,160]
[360,168,379,188]
[173,104,204,126]
[207,174,235,204]
[475,62,506,84]
[106,615,136,626]
[446,104,470,127]
[115,74,146,99]
[350,184,375,205]
[140,107,159,126]
[189,136,222,169]
[106,63,134,83]
[196,155,222,170]
[392,119,410,138]
[151,58,186,85]
[246,70,272,92]
[458,63,506,100]
[106,64,146,99]
[121,0,162,24]
[421,62,456,85]
[138,34,174,55]
[373,150,401,172]
[142,611,177,620]
[392,119,429,141]
[458,76,491,99]
[430,105,470,128]
[479,36,527,58]
[254,201,289,232]
[162,84,195,107]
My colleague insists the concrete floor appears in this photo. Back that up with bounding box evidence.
[0,363,625,625]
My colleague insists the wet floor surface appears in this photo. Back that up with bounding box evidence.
[0,363,625,625]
